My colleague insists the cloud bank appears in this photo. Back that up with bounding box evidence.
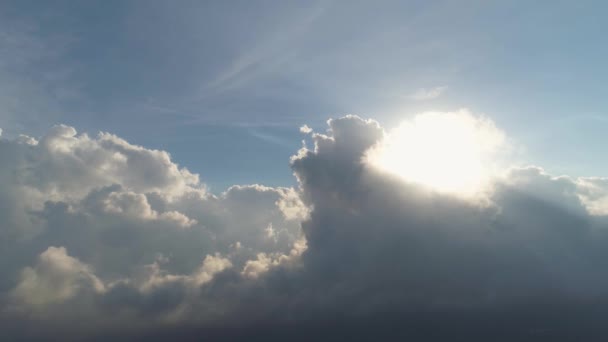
[2,113,608,340]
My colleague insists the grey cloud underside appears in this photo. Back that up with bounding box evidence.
[2,117,608,340]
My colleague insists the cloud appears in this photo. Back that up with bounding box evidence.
[575,177,608,216]
[136,253,233,293]
[89,187,197,228]
[290,115,608,306]
[10,246,104,309]
[3,114,608,339]
[365,110,506,198]
[409,86,448,100]
[0,124,304,332]
[299,125,312,134]
[0,15,81,135]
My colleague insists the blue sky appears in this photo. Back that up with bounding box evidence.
[1,0,607,191]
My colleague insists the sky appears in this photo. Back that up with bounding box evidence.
[2,0,607,190]
[2,1,608,340]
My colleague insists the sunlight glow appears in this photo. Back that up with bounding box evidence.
[366,110,505,196]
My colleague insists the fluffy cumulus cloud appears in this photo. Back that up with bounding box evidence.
[11,246,105,308]
[3,114,608,340]
[0,125,305,338]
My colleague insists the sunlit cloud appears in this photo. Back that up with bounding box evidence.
[366,109,505,198]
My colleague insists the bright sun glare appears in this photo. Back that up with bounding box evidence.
[367,110,505,196]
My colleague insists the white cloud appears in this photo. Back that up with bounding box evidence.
[0,124,305,324]
[241,253,277,279]
[4,114,608,339]
[11,247,104,309]
[409,86,447,100]
[241,237,306,279]
[96,188,196,227]
[137,253,232,293]
[365,110,506,199]
[576,177,608,215]
[299,125,313,134]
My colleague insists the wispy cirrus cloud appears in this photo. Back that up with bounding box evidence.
[409,86,448,101]
[0,13,82,136]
